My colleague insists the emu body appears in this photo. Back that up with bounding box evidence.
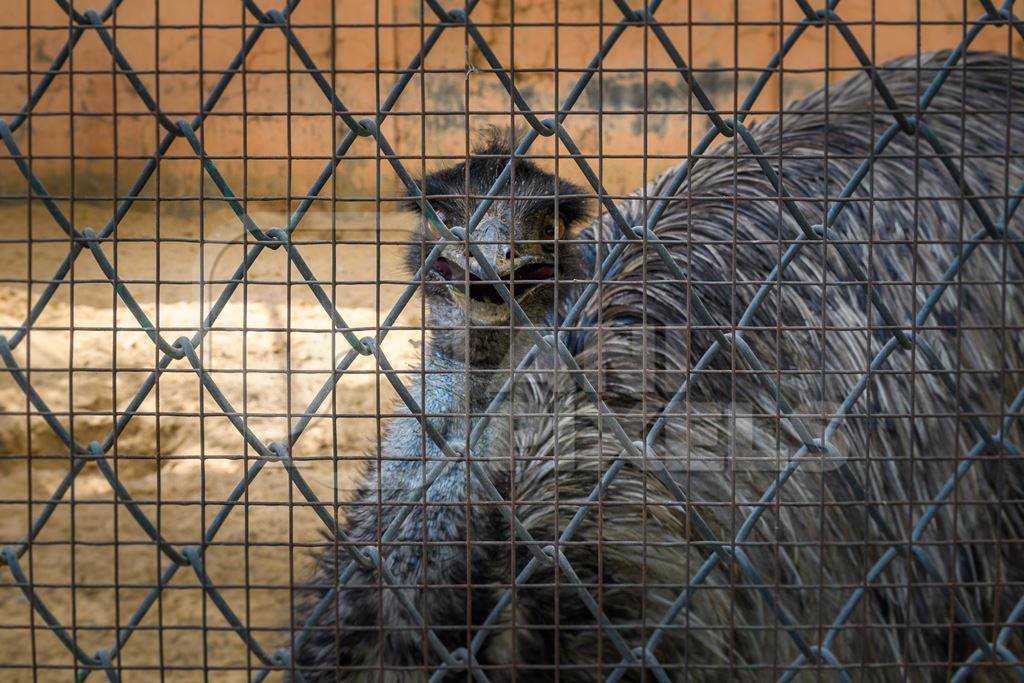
[292,51,1024,681]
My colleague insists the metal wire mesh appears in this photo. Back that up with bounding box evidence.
[1,0,1023,680]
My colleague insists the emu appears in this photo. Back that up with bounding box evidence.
[291,50,1024,681]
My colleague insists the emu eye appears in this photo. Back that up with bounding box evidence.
[542,216,567,241]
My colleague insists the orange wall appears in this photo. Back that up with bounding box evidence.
[1,0,1020,201]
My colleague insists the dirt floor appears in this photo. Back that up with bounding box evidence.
[0,201,423,680]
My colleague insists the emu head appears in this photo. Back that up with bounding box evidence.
[404,132,590,330]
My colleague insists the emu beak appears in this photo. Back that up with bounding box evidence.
[426,218,558,321]
[432,250,557,323]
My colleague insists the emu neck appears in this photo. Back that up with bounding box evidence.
[430,325,514,368]
[422,303,523,412]
[413,301,536,419]
[378,304,516,471]
[423,299,520,360]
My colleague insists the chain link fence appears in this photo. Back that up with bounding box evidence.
[1,0,1023,680]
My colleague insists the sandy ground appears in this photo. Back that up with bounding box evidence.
[0,202,423,680]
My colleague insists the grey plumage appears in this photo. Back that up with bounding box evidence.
[291,51,1024,681]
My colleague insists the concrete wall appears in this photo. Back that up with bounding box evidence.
[1,0,1019,201]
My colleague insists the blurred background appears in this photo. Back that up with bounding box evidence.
[4,2,1019,200]
[0,1,1020,679]
[3,1,1021,198]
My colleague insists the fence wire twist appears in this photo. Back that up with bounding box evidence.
[2,0,1024,680]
